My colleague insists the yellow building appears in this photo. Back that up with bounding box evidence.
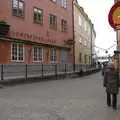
[73,1,96,65]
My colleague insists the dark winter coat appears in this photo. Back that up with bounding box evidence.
[104,68,119,94]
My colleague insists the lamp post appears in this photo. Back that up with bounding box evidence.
[114,28,120,85]
[114,0,120,86]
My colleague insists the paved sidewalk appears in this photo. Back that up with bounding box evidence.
[0,72,120,120]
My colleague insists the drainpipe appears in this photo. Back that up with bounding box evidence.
[90,24,93,66]
[72,0,75,72]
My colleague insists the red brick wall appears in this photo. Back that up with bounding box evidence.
[0,40,10,64]
[0,0,73,64]
[0,0,73,46]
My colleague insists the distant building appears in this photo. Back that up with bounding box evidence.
[91,24,96,64]
[73,1,96,65]
[0,0,73,64]
[114,0,120,3]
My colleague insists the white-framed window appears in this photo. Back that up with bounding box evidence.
[61,0,67,8]
[33,7,43,24]
[11,43,24,61]
[78,16,82,26]
[50,48,56,63]
[49,14,57,30]
[61,19,68,32]
[12,0,25,18]
[33,46,43,62]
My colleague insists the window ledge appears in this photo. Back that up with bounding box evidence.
[33,21,43,25]
[11,60,24,63]
[61,31,68,33]
[61,6,67,10]
[12,15,25,19]
[32,61,43,63]
[50,27,57,31]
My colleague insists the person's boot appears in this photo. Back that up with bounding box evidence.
[0,84,3,88]
[112,94,117,110]
[113,105,117,110]
[107,93,111,107]
[107,102,111,107]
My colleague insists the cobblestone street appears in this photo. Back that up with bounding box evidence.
[0,72,120,120]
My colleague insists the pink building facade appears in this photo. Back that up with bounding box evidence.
[0,0,73,64]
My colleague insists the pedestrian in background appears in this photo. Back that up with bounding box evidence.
[101,62,108,76]
[103,62,119,110]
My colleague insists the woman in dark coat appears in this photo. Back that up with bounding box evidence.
[104,63,119,109]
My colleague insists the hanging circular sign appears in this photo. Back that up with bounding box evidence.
[108,2,120,29]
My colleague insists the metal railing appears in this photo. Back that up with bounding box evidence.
[0,64,98,81]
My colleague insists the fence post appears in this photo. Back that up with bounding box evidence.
[64,64,67,76]
[1,64,4,80]
[41,64,43,78]
[65,64,66,74]
[25,64,27,80]
[55,64,57,77]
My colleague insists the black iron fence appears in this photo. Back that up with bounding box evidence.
[0,64,98,81]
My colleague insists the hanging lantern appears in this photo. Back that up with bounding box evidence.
[105,50,108,54]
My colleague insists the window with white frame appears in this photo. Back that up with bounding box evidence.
[50,48,56,62]
[12,0,25,17]
[50,14,57,30]
[33,7,43,24]
[11,43,24,61]
[61,19,68,32]
[33,47,43,61]
[61,0,67,8]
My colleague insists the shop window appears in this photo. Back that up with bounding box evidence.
[33,47,43,62]
[11,43,24,61]
[50,48,56,63]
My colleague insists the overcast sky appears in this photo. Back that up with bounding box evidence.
[77,0,116,56]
